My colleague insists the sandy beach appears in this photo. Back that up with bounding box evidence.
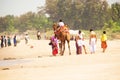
[0,39,120,80]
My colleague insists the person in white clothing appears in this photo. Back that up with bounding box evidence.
[56,19,65,32]
[78,30,87,54]
[58,19,64,27]
[25,34,29,44]
[89,29,97,54]
[75,36,82,54]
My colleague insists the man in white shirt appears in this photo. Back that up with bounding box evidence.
[58,19,64,27]
[78,30,87,54]
[56,19,65,32]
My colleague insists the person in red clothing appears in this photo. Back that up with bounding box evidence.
[101,31,107,53]
[75,36,82,55]
[49,35,58,56]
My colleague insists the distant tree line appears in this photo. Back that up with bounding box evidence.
[45,0,120,31]
[0,0,120,33]
[0,12,52,33]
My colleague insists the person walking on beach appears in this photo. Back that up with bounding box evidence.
[37,31,41,40]
[89,29,97,54]
[49,35,58,56]
[78,30,87,54]
[101,31,107,53]
[75,36,82,55]
[25,34,29,44]
[13,35,17,47]
[1,36,4,48]
[7,36,11,46]
[3,36,7,47]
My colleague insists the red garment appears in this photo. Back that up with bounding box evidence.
[76,42,82,55]
[50,36,58,56]
[52,48,58,56]
[101,41,107,48]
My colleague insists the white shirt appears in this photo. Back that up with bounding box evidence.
[78,32,85,40]
[25,35,29,40]
[38,32,40,35]
[58,22,64,27]
[77,39,83,46]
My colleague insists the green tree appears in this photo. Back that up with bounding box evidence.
[45,0,110,30]
[111,3,120,23]
[0,17,6,32]
[103,2,120,33]
[3,15,15,33]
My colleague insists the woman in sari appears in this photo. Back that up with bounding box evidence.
[49,35,58,56]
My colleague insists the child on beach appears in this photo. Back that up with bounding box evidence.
[49,35,58,56]
[101,31,107,53]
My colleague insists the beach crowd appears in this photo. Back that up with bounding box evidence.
[49,29,108,56]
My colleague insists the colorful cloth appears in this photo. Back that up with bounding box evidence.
[101,34,107,49]
[101,41,107,48]
[101,34,107,41]
[50,36,58,56]
[76,41,82,54]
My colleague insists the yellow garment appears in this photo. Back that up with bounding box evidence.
[101,34,107,41]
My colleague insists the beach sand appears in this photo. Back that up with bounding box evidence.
[0,39,120,80]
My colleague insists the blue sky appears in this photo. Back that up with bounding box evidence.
[0,0,119,17]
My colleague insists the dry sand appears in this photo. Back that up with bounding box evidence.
[0,39,120,80]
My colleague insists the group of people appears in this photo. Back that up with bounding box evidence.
[1,19,107,56]
[49,29,107,56]
[0,35,17,48]
[75,29,107,54]
[49,19,107,56]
